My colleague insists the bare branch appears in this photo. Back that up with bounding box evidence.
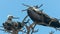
[22,15,28,23]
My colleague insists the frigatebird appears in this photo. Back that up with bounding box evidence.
[22,4,60,29]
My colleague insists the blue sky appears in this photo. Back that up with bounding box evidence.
[0,0,60,34]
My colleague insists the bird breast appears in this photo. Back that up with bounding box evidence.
[27,10,43,22]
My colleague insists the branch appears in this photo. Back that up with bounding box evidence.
[22,15,28,23]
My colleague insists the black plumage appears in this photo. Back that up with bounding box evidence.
[27,7,51,25]
[22,4,60,28]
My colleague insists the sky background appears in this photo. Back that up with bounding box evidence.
[0,0,60,34]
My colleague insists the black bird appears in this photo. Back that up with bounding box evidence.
[22,4,60,29]
[2,15,19,31]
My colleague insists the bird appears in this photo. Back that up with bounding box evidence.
[22,4,60,29]
[2,15,19,31]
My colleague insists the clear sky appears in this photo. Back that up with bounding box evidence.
[0,0,60,34]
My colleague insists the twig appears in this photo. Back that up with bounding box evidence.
[22,15,28,23]
[25,23,36,34]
